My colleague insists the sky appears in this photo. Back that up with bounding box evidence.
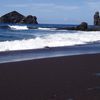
[0,0,100,24]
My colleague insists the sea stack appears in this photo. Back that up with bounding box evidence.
[94,11,100,25]
[0,11,38,24]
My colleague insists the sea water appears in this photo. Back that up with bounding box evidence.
[0,23,100,51]
[0,23,100,63]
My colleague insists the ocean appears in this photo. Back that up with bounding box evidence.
[0,23,100,63]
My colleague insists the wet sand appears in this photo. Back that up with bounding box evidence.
[0,53,100,100]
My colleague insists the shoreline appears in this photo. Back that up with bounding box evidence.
[0,53,100,100]
[0,44,100,63]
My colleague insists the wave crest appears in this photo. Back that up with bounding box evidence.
[0,31,100,51]
[8,25,28,30]
[38,27,56,31]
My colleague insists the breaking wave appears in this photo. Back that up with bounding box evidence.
[38,27,56,31]
[7,25,57,31]
[0,31,100,51]
[8,25,28,30]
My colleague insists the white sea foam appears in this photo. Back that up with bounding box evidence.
[38,27,56,30]
[9,25,28,30]
[0,31,100,51]
[9,25,56,31]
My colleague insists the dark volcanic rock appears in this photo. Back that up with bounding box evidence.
[94,11,99,25]
[56,22,88,31]
[0,11,25,23]
[76,22,88,31]
[20,15,38,24]
[0,11,38,24]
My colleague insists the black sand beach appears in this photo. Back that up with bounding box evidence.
[0,53,100,100]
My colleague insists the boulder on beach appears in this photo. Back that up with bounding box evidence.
[0,11,38,24]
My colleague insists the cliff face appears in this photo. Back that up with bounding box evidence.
[0,11,38,24]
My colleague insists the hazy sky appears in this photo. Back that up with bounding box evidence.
[0,0,99,24]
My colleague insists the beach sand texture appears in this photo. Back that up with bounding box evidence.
[0,53,100,100]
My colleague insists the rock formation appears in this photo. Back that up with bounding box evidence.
[94,11,99,25]
[57,22,88,31]
[76,22,88,31]
[20,15,38,24]
[0,11,38,24]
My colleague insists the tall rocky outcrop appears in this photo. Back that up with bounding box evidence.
[94,11,99,25]
[0,11,38,24]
